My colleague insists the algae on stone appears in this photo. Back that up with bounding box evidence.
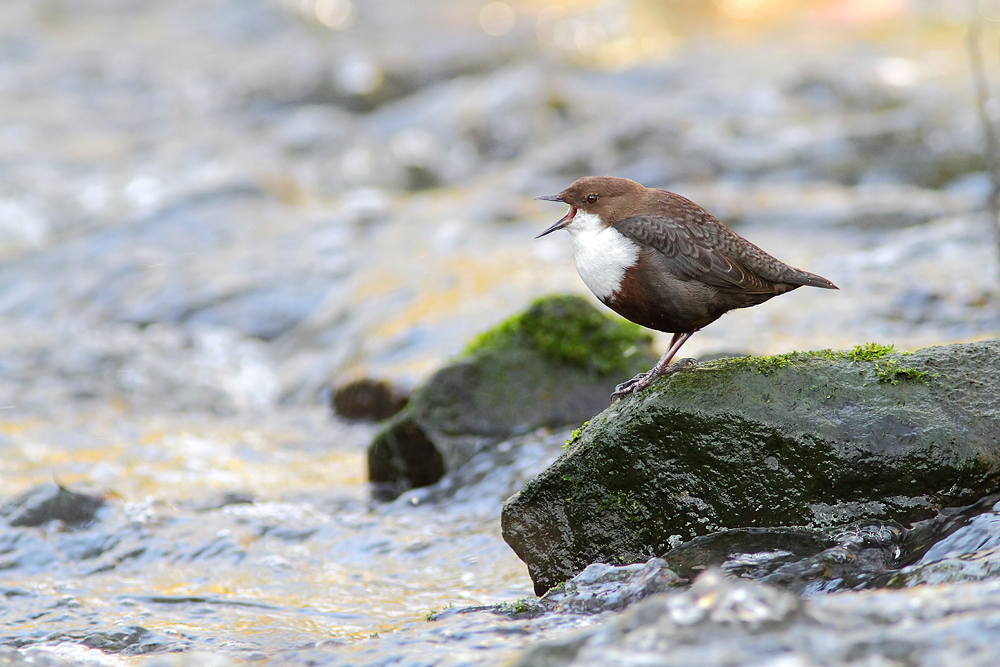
[711,342,930,386]
[464,294,653,377]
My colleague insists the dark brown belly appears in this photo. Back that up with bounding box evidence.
[602,259,793,333]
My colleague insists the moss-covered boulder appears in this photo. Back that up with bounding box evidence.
[368,295,658,498]
[501,339,1000,595]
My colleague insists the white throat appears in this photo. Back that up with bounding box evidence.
[565,211,640,300]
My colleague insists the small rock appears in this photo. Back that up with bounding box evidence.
[332,378,409,421]
[1,482,105,528]
[368,413,446,499]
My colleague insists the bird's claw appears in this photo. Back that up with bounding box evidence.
[610,358,698,401]
[612,372,649,401]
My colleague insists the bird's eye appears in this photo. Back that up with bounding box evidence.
[586,194,598,204]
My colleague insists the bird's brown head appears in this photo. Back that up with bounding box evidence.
[535,176,648,238]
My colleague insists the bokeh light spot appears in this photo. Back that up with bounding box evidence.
[720,0,763,20]
[334,55,383,95]
[480,2,516,37]
[875,57,919,87]
[314,0,353,29]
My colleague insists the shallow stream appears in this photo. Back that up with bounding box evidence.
[2,1,1000,665]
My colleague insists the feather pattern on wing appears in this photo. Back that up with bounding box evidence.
[612,192,836,292]
[614,213,778,294]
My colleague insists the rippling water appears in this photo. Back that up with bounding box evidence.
[0,409,571,663]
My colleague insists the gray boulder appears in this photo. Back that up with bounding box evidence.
[502,339,1000,594]
[368,295,657,498]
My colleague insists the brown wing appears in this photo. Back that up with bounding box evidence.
[613,214,779,294]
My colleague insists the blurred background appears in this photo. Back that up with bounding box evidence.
[0,0,998,414]
[2,1,1000,661]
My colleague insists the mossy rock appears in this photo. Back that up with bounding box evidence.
[367,295,658,498]
[501,338,1000,595]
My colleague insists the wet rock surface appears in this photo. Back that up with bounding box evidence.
[502,339,1000,594]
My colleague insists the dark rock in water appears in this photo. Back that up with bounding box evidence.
[1,482,105,528]
[332,378,409,421]
[367,295,657,498]
[368,414,445,500]
[654,518,933,594]
[660,526,835,581]
[758,520,905,593]
[502,339,1000,594]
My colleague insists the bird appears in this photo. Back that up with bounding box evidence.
[535,176,838,400]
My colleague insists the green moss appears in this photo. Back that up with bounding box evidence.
[869,357,932,386]
[497,598,544,615]
[756,350,833,375]
[704,349,836,376]
[464,295,652,376]
[839,342,930,385]
[564,421,590,449]
[841,342,896,363]
[697,342,929,386]
[607,488,647,524]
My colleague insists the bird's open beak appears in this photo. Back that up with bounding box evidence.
[534,194,575,238]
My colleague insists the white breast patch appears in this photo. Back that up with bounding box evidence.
[565,212,640,300]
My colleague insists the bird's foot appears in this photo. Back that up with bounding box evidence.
[611,372,650,401]
[611,358,697,401]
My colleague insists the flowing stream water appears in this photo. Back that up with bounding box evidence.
[2,1,1000,665]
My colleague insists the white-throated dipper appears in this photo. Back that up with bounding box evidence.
[536,176,838,399]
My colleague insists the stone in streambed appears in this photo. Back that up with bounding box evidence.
[1,482,106,528]
[502,339,1000,595]
[367,295,657,498]
[333,378,409,421]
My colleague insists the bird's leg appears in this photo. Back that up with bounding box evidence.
[612,332,696,400]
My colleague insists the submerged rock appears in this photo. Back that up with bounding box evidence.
[659,519,910,595]
[502,339,1000,594]
[367,295,657,498]
[1,483,105,528]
